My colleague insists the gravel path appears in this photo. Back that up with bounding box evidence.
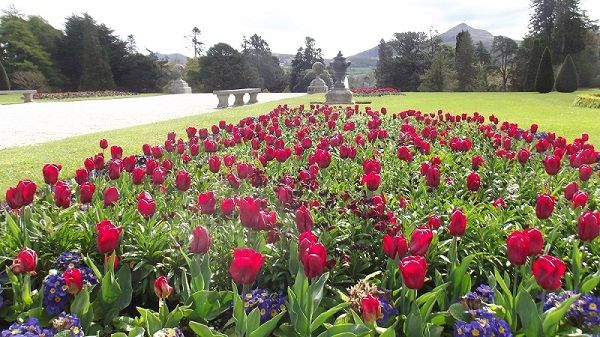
[0,93,305,149]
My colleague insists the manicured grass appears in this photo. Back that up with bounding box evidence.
[0,94,23,104]
[0,93,161,105]
[0,90,598,192]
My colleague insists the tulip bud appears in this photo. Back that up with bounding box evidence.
[64,268,83,294]
[154,276,173,299]
[10,247,38,274]
[449,209,467,236]
[189,226,211,254]
[360,295,383,323]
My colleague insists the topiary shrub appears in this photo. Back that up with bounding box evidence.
[535,47,554,93]
[0,62,10,90]
[573,93,600,109]
[555,54,578,93]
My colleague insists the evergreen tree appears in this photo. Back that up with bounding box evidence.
[475,41,491,66]
[419,51,457,91]
[375,39,394,87]
[529,0,557,46]
[79,19,115,90]
[289,37,323,92]
[552,0,591,61]
[389,31,429,91]
[524,39,543,91]
[242,34,286,92]
[196,42,261,92]
[492,36,518,91]
[555,54,578,92]
[0,62,10,90]
[535,47,555,93]
[455,30,476,91]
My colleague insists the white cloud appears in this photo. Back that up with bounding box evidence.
[1,0,598,57]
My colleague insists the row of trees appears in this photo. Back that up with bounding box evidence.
[375,0,598,91]
[0,9,173,92]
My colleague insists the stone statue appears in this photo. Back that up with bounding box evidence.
[168,64,192,94]
[307,62,328,94]
[325,51,353,104]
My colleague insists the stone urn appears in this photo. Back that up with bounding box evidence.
[168,64,192,94]
[307,62,328,94]
[325,51,353,104]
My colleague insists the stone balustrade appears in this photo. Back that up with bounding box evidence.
[213,88,260,108]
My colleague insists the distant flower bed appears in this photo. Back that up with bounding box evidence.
[33,90,138,100]
[573,93,600,109]
[353,87,403,97]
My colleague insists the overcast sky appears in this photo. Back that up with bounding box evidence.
[2,0,599,57]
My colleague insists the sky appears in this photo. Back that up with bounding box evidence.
[1,0,599,58]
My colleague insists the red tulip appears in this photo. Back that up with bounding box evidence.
[190,225,211,254]
[224,154,236,167]
[564,181,579,201]
[295,205,314,233]
[94,153,105,170]
[122,155,136,173]
[42,164,61,185]
[208,156,221,173]
[53,181,72,208]
[425,166,440,188]
[204,139,217,153]
[427,215,442,230]
[10,247,37,274]
[221,197,235,216]
[409,227,433,256]
[535,194,555,220]
[103,186,120,206]
[517,148,530,164]
[5,180,37,209]
[64,268,83,294]
[239,196,261,229]
[400,256,427,289]
[543,155,560,175]
[79,182,95,204]
[383,233,408,259]
[227,173,241,189]
[506,230,530,265]
[110,145,123,160]
[360,295,383,323]
[74,168,89,185]
[313,149,331,168]
[154,276,173,299]
[132,168,145,185]
[532,255,566,291]
[577,211,600,241]
[397,146,414,162]
[449,209,467,236]
[571,191,588,208]
[229,248,265,285]
[105,254,119,269]
[466,172,480,191]
[363,159,381,174]
[302,242,327,279]
[137,195,156,218]
[99,138,108,149]
[175,170,191,191]
[197,191,216,214]
[107,160,122,180]
[298,231,318,261]
[524,228,544,256]
[186,126,197,138]
[471,155,485,170]
[578,164,593,181]
[361,172,381,191]
[151,167,166,185]
[96,220,122,253]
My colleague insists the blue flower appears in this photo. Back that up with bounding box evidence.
[54,252,84,271]
[475,285,495,303]
[242,288,287,323]
[0,317,54,337]
[377,293,398,325]
[42,272,69,316]
[52,313,84,337]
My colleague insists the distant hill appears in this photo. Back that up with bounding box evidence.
[439,23,495,49]
[344,23,496,68]
[153,53,189,65]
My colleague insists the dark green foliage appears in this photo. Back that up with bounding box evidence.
[116,53,162,93]
[242,34,286,92]
[289,37,324,92]
[0,61,10,90]
[455,30,476,91]
[492,36,518,91]
[555,54,578,92]
[419,51,457,91]
[535,47,555,93]
[388,32,429,91]
[529,0,557,46]
[375,39,394,88]
[475,41,491,66]
[79,19,115,90]
[524,39,543,91]
[196,42,261,92]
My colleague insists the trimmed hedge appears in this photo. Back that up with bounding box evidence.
[0,62,10,90]
[573,93,600,109]
[555,54,578,93]
[535,47,554,93]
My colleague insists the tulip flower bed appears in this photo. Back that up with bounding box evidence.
[1,104,599,337]
[32,91,139,101]
[352,88,403,97]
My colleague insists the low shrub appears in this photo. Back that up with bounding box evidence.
[573,93,600,109]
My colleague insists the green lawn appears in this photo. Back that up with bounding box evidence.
[0,90,598,192]
[0,93,161,105]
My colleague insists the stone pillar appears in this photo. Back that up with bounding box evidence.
[233,93,245,106]
[248,92,258,104]
[216,94,229,108]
